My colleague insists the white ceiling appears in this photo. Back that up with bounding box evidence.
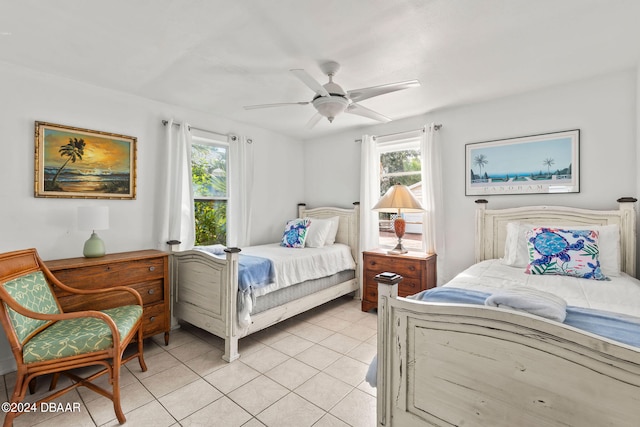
[2,0,640,140]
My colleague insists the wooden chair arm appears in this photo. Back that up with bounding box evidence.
[39,262,143,305]
[60,286,144,307]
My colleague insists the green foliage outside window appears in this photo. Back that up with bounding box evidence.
[380,149,421,195]
[194,200,226,245]
[192,143,227,245]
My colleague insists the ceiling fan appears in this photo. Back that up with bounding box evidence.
[243,61,420,128]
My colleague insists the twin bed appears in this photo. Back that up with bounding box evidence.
[374,198,640,426]
[171,203,359,362]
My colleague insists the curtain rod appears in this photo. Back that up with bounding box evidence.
[162,120,228,138]
[354,124,442,143]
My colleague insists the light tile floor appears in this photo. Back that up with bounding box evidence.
[1,296,377,427]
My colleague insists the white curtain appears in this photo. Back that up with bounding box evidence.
[228,135,254,248]
[161,119,195,251]
[360,134,380,253]
[420,123,446,284]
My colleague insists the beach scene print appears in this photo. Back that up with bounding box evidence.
[40,126,134,196]
[466,131,579,195]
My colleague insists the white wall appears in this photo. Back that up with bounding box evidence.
[304,68,638,283]
[0,61,305,372]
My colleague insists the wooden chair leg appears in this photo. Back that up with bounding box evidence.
[4,373,27,427]
[112,361,126,424]
[137,330,147,372]
[28,377,37,395]
[49,373,60,391]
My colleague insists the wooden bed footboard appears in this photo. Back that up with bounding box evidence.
[376,280,640,427]
[172,248,240,361]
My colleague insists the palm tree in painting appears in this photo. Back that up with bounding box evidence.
[51,137,86,187]
[543,157,555,176]
[473,154,488,180]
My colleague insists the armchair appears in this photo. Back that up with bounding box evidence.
[0,248,147,426]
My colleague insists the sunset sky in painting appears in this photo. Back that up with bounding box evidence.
[43,128,131,173]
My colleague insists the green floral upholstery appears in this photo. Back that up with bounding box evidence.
[3,271,60,344]
[23,305,143,364]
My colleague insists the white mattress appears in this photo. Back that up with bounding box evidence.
[240,243,356,297]
[444,259,640,318]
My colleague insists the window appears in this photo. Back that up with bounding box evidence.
[377,135,423,251]
[191,135,228,245]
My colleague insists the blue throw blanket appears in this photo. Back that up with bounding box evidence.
[195,246,274,292]
[411,287,640,347]
[237,254,275,292]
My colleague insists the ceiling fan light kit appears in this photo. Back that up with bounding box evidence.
[312,95,348,122]
[243,61,420,128]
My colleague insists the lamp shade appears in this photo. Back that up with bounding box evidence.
[372,185,424,213]
[77,206,109,231]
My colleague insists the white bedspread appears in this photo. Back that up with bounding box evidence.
[240,243,356,297]
[445,259,640,318]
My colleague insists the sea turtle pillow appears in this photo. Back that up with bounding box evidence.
[525,227,608,280]
[280,218,311,248]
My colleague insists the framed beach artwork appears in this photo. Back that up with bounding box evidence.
[465,129,580,196]
[34,121,137,199]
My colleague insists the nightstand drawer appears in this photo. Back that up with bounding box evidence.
[364,256,422,279]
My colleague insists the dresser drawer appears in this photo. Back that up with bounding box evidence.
[135,280,165,305]
[52,258,164,291]
[142,303,167,336]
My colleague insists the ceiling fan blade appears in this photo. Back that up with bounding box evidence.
[290,69,330,97]
[305,113,323,129]
[347,80,420,103]
[346,103,391,123]
[243,101,309,110]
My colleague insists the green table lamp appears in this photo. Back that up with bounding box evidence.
[78,206,109,258]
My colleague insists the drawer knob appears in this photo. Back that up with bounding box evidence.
[148,289,155,295]
[149,316,156,322]
[149,266,155,272]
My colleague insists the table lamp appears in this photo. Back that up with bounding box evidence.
[372,184,424,254]
[78,206,109,258]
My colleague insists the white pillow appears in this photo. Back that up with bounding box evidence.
[304,218,333,248]
[324,216,340,245]
[502,222,621,276]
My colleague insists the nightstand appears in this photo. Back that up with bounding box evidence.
[361,249,436,312]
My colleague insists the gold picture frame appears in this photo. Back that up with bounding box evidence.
[34,121,137,199]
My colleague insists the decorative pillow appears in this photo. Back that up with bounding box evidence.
[503,222,620,277]
[280,218,311,248]
[304,218,333,248]
[525,227,608,280]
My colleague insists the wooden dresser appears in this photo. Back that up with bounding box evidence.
[362,249,437,312]
[45,250,170,345]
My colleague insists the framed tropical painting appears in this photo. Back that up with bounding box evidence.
[34,121,137,199]
[465,129,580,196]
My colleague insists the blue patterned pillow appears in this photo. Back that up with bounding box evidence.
[280,218,311,248]
[525,227,608,280]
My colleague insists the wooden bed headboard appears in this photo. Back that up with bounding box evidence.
[475,198,637,276]
[298,202,360,263]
